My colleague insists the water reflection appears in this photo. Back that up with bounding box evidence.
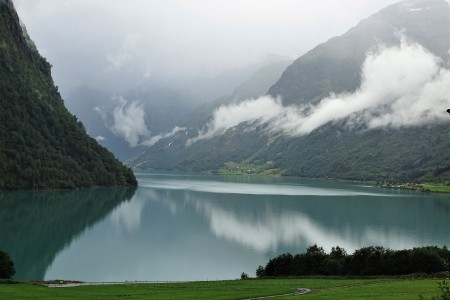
[44,174,450,281]
[140,177,450,256]
[0,187,136,280]
[2,173,450,281]
[110,195,147,232]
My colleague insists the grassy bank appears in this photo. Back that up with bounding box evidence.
[0,278,443,299]
[422,184,450,193]
[380,182,450,193]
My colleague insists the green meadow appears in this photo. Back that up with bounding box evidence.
[0,278,444,300]
[423,184,450,193]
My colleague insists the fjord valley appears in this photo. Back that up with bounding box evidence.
[2,173,450,282]
[0,0,136,189]
[1,0,450,299]
[131,0,450,184]
[9,0,448,186]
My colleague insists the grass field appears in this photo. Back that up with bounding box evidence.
[422,184,450,193]
[0,278,443,299]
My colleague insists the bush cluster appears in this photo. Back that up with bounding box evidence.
[257,245,450,277]
[0,250,15,279]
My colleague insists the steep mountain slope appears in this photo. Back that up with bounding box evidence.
[268,0,449,105]
[65,85,196,161]
[178,58,292,129]
[64,59,290,162]
[0,0,137,189]
[131,0,450,182]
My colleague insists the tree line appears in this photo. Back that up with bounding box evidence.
[256,245,450,277]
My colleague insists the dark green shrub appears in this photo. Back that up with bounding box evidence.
[0,250,15,279]
[257,245,450,277]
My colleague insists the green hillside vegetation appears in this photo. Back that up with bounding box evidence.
[131,0,450,184]
[133,122,450,183]
[422,184,450,193]
[0,0,137,189]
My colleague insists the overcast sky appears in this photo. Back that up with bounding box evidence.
[14,0,400,96]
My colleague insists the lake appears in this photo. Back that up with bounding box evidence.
[1,172,449,281]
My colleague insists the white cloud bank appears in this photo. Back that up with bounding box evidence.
[106,34,141,72]
[109,96,185,147]
[187,96,284,146]
[187,40,450,146]
[110,96,150,147]
[94,135,106,142]
[141,126,186,147]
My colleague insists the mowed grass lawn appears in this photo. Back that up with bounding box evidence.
[0,278,443,299]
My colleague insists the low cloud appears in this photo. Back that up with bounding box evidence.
[186,96,284,146]
[142,126,186,147]
[110,96,150,147]
[106,34,141,72]
[95,135,106,142]
[187,40,450,146]
[94,106,107,121]
[109,96,186,148]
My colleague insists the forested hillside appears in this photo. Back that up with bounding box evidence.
[131,0,450,183]
[0,0,137,189]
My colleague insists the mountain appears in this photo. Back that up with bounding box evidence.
[65,84,196,161]
[0,0,137,189]
[65,86,141,161]
[268,0,449,105]
[130,0,450,183]
[177,58,292,130]
[64,58,290,162]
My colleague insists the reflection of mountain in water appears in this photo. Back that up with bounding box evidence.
[0,187,136,280]
[142,176,450,256]
[37,175,450,281]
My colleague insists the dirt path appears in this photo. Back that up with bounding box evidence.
[242,288,311,299]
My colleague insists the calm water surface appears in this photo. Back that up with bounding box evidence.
[1,173,449,281]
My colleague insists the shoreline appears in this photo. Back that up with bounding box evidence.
[379,182,450,194]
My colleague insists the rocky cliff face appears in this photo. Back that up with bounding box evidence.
[0,0,137,189]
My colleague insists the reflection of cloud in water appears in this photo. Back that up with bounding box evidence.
[110,196,147,232]
[139,188,360,253]
[138,178,431,254]
[364,227,417,249]
[193,200,353,252]
[109,188,179,232]
[141,189,180,215]
[195,200,418,253]
[140,179,390,197]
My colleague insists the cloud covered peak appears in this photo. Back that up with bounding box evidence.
[186,40,450,146]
